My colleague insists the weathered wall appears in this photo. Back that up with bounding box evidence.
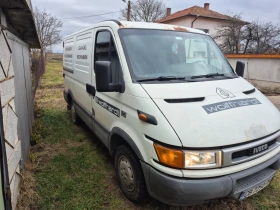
[227,55,280,94]
[8,32,34,164]
[0,21,21,210]
[0,8,34,209]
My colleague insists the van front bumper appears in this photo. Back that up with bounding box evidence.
[141,153,280,206]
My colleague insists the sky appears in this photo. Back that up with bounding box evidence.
[32,0,280,53]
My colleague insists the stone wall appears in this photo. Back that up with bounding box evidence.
[0,11,22,210]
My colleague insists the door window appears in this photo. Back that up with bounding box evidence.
[95,31,122,84]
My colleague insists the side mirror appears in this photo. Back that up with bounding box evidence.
[236,61,245,77]
[95,61,122,92]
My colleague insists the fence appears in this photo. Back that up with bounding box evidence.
[226,54,280,94]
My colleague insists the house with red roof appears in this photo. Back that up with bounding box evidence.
[156,3,239,37]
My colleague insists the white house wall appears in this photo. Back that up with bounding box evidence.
[163,17,226,40]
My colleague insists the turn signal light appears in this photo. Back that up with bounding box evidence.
[137,110,158,125]
[138,113,148,122]
[154,143,184,168]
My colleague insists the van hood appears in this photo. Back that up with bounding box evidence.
[141,78,280,148]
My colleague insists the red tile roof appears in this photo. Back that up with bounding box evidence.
[156,6,237,23]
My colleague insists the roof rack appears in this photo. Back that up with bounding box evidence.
[99,19,122,26]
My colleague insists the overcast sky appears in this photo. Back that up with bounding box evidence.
[32,0,280,53]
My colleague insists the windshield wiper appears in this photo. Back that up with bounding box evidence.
[191,73,225,79]
[137,76,184,82]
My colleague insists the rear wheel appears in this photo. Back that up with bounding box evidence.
[115,145,147,202]
[71,103,81,125]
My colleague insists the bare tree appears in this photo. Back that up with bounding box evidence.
[215,13,280,54]
[121,0,166,22]
[214,13,245,54]
[243,20,280,53]
[34,7,63,51]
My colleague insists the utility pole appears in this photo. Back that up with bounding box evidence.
[127,0,131,21]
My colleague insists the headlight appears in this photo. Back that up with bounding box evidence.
[154,143,222,169]
[184,151,222,169]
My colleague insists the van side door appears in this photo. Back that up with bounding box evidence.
[92,28,123,147]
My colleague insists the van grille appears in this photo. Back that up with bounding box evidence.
[232,139,276,160]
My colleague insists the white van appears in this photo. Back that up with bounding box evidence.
[63,20,280,206]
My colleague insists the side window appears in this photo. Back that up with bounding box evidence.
[95,31,110,61]
[95,31,122,84]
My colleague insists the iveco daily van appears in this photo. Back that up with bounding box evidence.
[63,20,280,206]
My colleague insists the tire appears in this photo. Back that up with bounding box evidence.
[71,103,81,125]
[115,145,147,202]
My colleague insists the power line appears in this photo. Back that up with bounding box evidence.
[60,11,120,21]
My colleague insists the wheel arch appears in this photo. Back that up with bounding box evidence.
[109,127,144,161]
[64,89,74,106]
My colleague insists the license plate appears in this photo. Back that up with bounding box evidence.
[239,179,272,201]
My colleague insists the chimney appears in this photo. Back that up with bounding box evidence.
[204,3,210,10]
[166,8,171,16]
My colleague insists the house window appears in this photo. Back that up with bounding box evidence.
[196,28,209,33]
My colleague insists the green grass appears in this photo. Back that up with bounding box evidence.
[22,60,280,210]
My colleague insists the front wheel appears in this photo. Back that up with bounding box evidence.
[115,145,147,202]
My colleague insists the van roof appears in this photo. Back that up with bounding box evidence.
[64,20,206,40]
[118,21,205,34]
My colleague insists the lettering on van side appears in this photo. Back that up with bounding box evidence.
[203,98,261,114]
[64,54,73,58]
[96,97,120,117]
[77,55,88,59]
[65,47,72,51]
[78,45,87,50]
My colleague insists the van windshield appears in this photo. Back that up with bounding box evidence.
[119,29,237,82]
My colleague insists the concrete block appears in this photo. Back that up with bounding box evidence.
[5,106,18,147]
[0,31,11,75]
[10,171,21,210]
[0,78,15,107]
[0,64,5,81]
[8,59,14,77]
[9,99,16,113]
[5,142,14,161]
[8,140,21,182]
[2,104,8,131]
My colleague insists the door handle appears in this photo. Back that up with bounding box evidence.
[86,84,96,97]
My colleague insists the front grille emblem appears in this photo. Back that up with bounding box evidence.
[253,144,268,155]
[217,87,235,99]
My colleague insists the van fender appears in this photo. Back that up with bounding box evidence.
[109,127,144,161]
